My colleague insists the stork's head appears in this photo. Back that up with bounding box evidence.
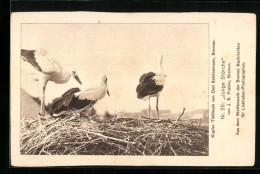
[99,74,110,96]
[67,67,82,85]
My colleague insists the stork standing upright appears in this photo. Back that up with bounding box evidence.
[21,49,82,117]
[50,74,110,117]
[136,54,166,119]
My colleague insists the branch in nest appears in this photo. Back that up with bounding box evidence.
[197,118,201,129]
[44,118,60,127]
[80,130,136,145]
[174,108,186,124]
[141,116,159,120]
[88,114,97,120]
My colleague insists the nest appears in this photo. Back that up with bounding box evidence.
[20,113,208,156]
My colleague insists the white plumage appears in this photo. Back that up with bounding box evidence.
[21,48,82,117]
[78,75,109,101]
[51,74,110,117]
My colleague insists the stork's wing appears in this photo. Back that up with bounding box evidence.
[21,49,42,72]
[61,87,81,97]
[77,87,101,101]
[51,88,81,114]
[69,97,96,110]
[136,76,163,99]
[139,72,156,83]
[34,52,59,74]
[21,49,59,74]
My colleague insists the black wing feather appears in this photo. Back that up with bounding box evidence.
[51,88,81,114]
[51,88,97,115]
[139,72,156,83]
[69,97,96,110]
[136,73,163,99]
[21,49,42,72]
[61,88,81,97]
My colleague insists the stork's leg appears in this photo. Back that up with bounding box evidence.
[40,85,46,116]
[39,80,48,117]
[148,97,151,118]
[156,96,159,119]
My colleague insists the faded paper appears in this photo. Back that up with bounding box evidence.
[10,12,256,166]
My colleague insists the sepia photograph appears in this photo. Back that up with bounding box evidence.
[11,12,255,166]
[20,23,209,156]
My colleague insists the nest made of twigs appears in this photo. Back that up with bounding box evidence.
[20,113,208,156]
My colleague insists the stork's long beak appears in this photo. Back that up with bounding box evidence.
[73,74,82,85]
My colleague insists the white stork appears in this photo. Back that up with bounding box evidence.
[50,74,110,117]
[136,54,166,119]
[21,49,82,117]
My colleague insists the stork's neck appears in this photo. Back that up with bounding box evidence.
[99,80,107,90]
[60,70,71,82]
[94,80,107,100]
[156,62,164,75]
[156,55,164,74]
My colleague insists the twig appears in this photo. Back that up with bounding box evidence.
[68,143,87,155]
[121,120,135,125]
[44,118,60,127]
[141,116,159,120]
[80,130,136,145]
[197,118,201,128]
[26,119,38,127]
[88,115,97,120]
[41,150,51,155]
[174,108,186,124]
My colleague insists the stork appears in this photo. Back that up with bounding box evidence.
[50,75,110,117]
[136,54,166,119]
[21,49,82,118]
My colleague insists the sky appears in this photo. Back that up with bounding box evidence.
[21,23,208,115]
